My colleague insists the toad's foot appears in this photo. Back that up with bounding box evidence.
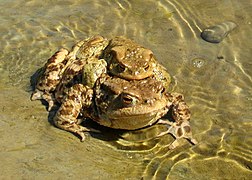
[31,90,54,111]
[157,120,198,149]
[54,115,91,141]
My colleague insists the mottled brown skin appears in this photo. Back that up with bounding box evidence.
[31,35,197,149]
[54,35,109,103]
[54,84,94,140]
[31,48,69,110]
[31,35,109,110]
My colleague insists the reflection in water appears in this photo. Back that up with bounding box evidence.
[0,0,251,179]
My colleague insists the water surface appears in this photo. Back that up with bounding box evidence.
[0,0,251,179]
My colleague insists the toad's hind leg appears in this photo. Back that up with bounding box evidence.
[157,92,197,149]
[31,48,69,111]
[53,84,93,141]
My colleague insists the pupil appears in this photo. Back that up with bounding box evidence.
[123,96,132,103]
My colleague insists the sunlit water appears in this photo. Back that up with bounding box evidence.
[0,0,251,179]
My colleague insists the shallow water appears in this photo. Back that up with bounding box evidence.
[1,0,252,179]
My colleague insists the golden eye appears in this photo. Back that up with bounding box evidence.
[121,93,139,106]
[122,95,133,104]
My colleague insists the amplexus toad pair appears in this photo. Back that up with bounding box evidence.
[31,35,197,149]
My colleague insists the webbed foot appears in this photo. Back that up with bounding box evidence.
[54,115,91,141]
[31,90,55,111]
[157,120,198,149]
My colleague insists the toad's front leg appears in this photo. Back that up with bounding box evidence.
[53,84,93,141]
[158,93,197,149]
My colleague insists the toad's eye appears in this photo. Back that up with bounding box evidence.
[122,95,133,104]
[121,93,139,106]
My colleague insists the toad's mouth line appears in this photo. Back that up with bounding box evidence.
[107,104,167,118]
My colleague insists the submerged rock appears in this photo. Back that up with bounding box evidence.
[201,21,237,43]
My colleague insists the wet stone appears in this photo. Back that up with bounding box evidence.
[201,21,237,43]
